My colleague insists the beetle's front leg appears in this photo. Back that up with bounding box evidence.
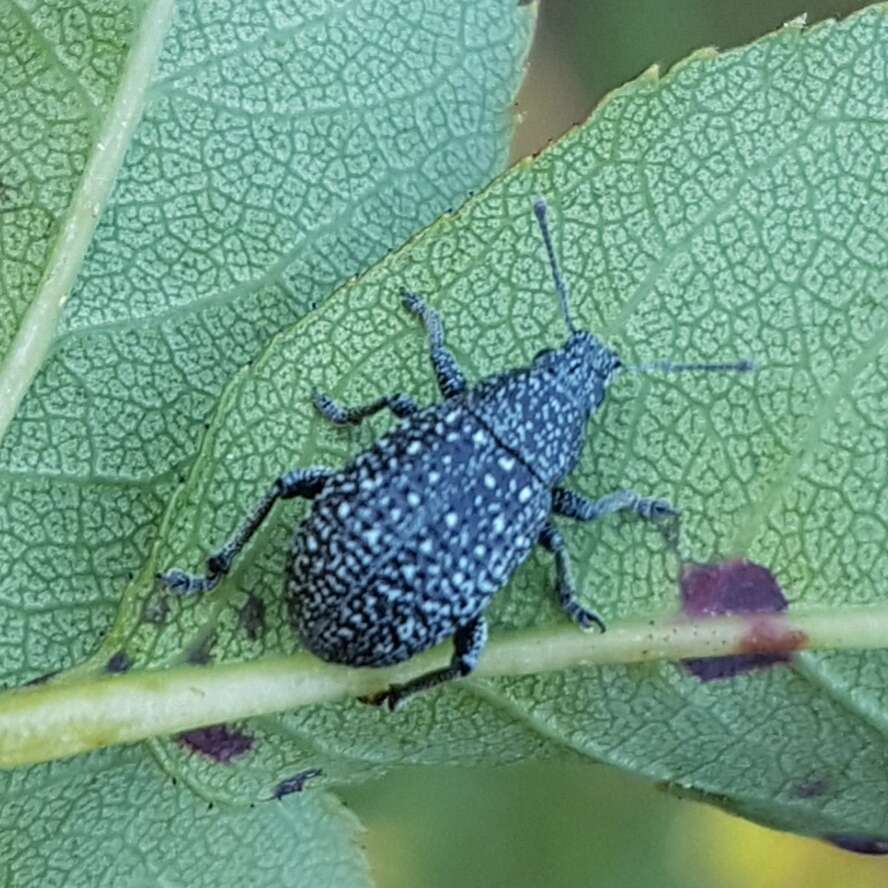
[401,290,467,399]
[158,466,335,597]
[363,615,488,711]
[312,391,419,426]
[539,523,605,631]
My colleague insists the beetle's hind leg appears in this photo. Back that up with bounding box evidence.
[363,616,488,711]
[401,289,467,399]
[157,466,334,597]
[539,523,605,632]
[312,391,418,426]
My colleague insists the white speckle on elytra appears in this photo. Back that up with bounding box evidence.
[518,486,532,503]
[473,429,487,445]
[484,474,495,489]
[419,539,434,555]
[445,512,458,528]
[337,502,351,518]
[407,491,421,507]
[407,440,422,455]
[498,455,515,471]
[493,515,506,534]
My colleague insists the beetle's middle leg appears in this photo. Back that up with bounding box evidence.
[364,615,488,711]
[158,466,334,597]
[402,289,467,399]
[313,391,419,426]
[545,490,679,627]
[539,523,605,631]
[552,488,678,524]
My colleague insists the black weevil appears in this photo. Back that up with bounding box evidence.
[160,198,752,709]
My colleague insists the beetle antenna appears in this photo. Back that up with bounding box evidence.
[626,359,756,374]
[532,197,576,334]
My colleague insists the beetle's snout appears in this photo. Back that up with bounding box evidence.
[565,331,621,382]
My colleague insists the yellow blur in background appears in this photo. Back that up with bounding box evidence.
[344,761,888,888]
[342,2,887,886]
[700,807,888,888]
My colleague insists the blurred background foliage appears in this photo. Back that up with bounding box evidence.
[340,1,885,886]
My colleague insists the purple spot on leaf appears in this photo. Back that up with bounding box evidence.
[679,560,804,681]
[272,768,323,799]
[239,594,266,641]
[825,834,888,855]
[106,651,131,673]
[683,652,787,682]
[793,777,830,799]
[177,724,254,764]
[680,559,786,617]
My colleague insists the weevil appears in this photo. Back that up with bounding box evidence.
[159,198,752,709]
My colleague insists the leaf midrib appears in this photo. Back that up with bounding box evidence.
[0,0,177,446]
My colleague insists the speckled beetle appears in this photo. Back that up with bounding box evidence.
[160,198,752,709]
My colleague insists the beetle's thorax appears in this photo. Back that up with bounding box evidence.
[465,330,621,486]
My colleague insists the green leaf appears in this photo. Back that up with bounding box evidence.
[4,0,888,852]
[56,3,884,843]
[0,745,369,887]
[0,0,534,880]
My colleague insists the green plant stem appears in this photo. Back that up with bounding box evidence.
[2,604,887,768]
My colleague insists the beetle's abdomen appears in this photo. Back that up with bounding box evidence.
[286,404,550,666]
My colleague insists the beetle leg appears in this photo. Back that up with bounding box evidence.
[552,487,678,523]
[401,289,467,399]
[363,615,488,711]
[312,391,418,426]
[539,523,605,631]
[157,466,335,597]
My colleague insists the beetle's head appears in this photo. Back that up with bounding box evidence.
[531,196,753,403]
[531,331,621,415]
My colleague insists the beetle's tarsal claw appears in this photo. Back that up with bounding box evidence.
[577,608,606,633]
[156,569,212,597]
[401,289,423,313]
[644,498,680,520]
[359,684,405,711]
